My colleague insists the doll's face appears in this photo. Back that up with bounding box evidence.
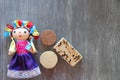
[12,28,30,40]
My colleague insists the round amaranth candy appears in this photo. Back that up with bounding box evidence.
[40,51,58,69]
[40,30,57,46]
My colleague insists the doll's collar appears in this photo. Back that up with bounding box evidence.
[16,40,26,42]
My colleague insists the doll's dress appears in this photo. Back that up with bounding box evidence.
[7,40,41,78]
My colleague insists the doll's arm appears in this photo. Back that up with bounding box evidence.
[26,41,37,54]
[8,38,16,56]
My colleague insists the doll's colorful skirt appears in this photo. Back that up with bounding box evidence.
[7,52,41,78]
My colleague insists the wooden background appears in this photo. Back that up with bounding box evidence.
[0,0,120,80]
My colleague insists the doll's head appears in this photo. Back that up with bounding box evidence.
[12,28,30,40]
[4,20,39,40]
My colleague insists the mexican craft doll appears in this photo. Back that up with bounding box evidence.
[4,20,41,78]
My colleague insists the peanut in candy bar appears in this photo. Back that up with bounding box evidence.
[53,38,83,67]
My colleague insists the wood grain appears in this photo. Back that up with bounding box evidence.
[0,0,120,80]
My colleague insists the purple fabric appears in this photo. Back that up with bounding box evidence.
[9,52,38,70]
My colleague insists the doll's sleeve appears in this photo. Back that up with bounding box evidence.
[8,38,16,53]
[31,41,37,53]
[26,41,31,50]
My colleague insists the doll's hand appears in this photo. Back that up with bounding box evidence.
[8,51,14,56]
[29,48,36,54]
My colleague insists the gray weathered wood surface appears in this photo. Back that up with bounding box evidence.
[0,0,120,80]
